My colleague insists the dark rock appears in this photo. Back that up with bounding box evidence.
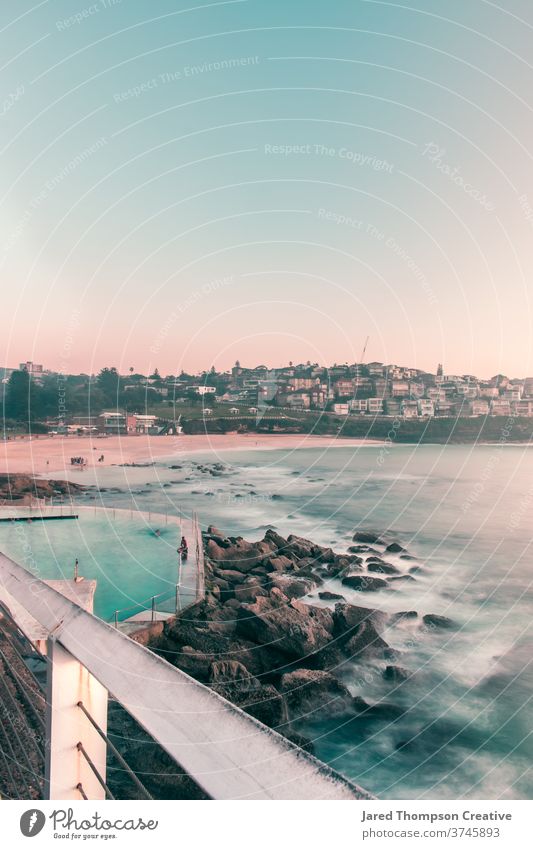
[207,538,275,573]
[208,660,261,697]
[208,660,286,727]
[343,622,389,658]
[367,561,400,575]
[250,565,269,577]
[0,474,85,501]
[234,577,268,603]
[293,565,324,585]
[329,555,363,575]
[267,555,295,573]
[352,531,383,544]
[242,684,286,727]
[206,539,227,560]
[388,575,416,583]
[214,568,246,585]
[332,603,389,658]
[269,587,290,606]
[268,574,317,599]
[390,610,418,623]
[264,528,289,552]
[223,598,241,610]
[383,665,412,682]
[348,545,380,554]
[285,534,333,564]
[236,597,334,661]
[280,669,353,720]
[422,613,456,630]
[174,646,213,680]
[386,542,405,553]
[318,591,345,601]
[207,533,231,547]
[341,575,388,592]
[332,603,386,639]
[211,577,231,591]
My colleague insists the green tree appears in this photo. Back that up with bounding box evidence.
[95,367,120,406]
[5,369,31,421]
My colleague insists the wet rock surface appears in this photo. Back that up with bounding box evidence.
[150,526,453,763]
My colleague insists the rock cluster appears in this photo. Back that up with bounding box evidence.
[152,525,456,751]
[0,474,85,503]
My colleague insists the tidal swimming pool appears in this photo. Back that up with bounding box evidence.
[0,507,184,621]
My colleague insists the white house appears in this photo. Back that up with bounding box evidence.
[333,403,350,415]
[194,386,217,396]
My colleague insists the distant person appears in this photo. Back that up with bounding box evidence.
[178,536,188,560]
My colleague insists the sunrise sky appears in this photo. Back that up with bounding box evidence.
[1,0,533,377]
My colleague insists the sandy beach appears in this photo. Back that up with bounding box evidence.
[0,433,384,476]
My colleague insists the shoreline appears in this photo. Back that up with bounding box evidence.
[3,433,530,477]
[0,433,386,476]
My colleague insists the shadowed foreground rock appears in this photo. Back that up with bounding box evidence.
[151,526,448,757]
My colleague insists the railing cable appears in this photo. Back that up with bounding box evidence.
[76,742,115,800]
[77,701,153,799]
[76,783,88,800]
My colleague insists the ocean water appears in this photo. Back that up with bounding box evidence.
[14,443,533,798]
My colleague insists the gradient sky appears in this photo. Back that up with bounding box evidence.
[1,0,533,377]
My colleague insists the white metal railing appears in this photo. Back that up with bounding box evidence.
[0,549,372,801]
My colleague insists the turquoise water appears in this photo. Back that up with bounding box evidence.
[0,510,182,621]
[21,443,533,798]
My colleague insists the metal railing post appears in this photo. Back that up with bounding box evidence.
[176,551,182,613]
[45,637,108,800]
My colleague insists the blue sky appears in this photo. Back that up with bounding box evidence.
[1,0,533,377]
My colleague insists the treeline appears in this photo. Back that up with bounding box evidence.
[2,367,168,427]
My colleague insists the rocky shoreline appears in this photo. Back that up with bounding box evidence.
[0,473,85,504]
[151,525,455,757]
